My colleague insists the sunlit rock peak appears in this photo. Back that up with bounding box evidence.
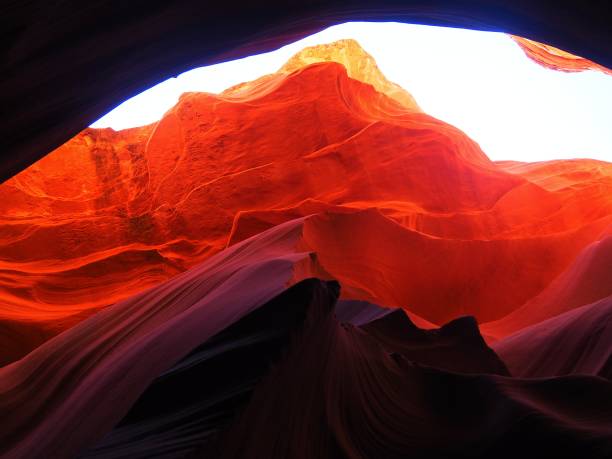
[279,39,421,110]
[224,38,421,111]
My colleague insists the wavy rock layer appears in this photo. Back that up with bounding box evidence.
[2,38,612,458]
[493,294,612,379]
[0,218,312,458]
[511,36,612,75]
[2,42,612,364]
[482,235,612,339]
[2,232,612,457]
[207,282,612,459]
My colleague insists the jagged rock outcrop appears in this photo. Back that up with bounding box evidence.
[511,35,612,75]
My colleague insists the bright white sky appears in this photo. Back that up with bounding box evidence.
[91,22,612,162]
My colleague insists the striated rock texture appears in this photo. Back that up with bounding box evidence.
[511,35,612,75]
[279,38,421,110]
[223,39,420,110]
[2,229,612,458]
[2,39,612,458]
[223,39,421,112]
[1,42,612,365]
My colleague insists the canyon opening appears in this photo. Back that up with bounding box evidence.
[2,21,612,459]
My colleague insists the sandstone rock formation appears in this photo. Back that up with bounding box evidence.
[3,224,612,457]
[279,38,421,110]
[1,42,612,365]
[2,37,612,458]
[511,35,612,75]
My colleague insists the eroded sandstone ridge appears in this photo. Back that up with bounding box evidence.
[2,40,612,365]
[511,35,612,75]
[2,36,612,459]
[223,38,420,111]
[280,38,421,110]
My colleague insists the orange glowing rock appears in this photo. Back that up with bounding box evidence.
[223,39,421,111]
[1,40,612,363]
[511,35,612,75]
[278,38,421,111]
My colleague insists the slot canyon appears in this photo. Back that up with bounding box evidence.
[1,5,612,458]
